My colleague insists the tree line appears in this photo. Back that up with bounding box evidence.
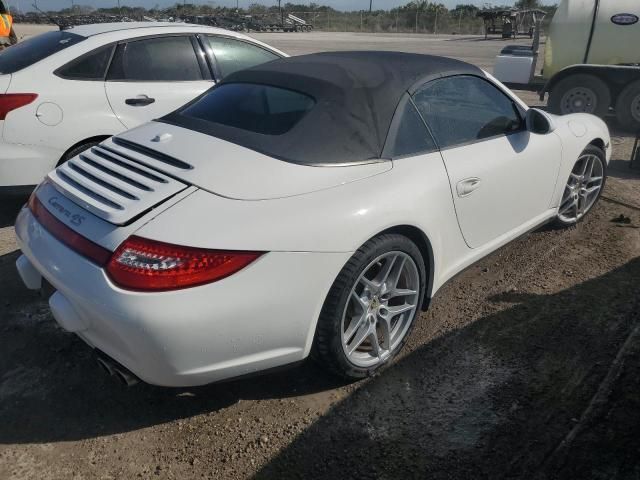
[16,1,557,35]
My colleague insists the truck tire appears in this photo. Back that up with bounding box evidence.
[615,80,640,132]
[548,74,611,117]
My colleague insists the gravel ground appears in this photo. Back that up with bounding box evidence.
[2,27,640,480]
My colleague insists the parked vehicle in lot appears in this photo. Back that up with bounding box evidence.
[15,52,610,387]
[494,0,640,130]
[0,0,17,50]
[0,22,285,193]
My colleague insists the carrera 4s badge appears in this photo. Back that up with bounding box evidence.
[48,196,85,226]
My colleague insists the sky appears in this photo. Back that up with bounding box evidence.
[8,0,558,13]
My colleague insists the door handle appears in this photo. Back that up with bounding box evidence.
[456,177,481,197]
[125,95,156,106]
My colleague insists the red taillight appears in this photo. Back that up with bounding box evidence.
[0,94,38,120]
[106,236,262,291]
[28,193,112,265]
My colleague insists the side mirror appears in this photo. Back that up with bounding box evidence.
[525,108,555,135]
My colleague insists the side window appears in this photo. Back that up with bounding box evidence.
[412,75,523,149]
[108,36,203,82]
[56,45,114,80]
[206,36,279,78]
[386,100,438,158]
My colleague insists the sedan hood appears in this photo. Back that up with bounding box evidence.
[47,122,391,225]
[115,122,391,201]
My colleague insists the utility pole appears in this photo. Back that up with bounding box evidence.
[434,6,438,35]
[369,0,372,13]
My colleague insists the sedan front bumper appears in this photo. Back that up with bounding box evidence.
[15,207,350,386]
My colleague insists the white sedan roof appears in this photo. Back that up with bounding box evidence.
[61,22,286,58]
[67,22,238,38]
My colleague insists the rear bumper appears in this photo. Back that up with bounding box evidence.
[15,207,349,386]
[0,141,60,187]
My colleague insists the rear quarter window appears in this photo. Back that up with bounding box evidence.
[0,31,85,74]
[56,45,114,80]
[385,100,438,158]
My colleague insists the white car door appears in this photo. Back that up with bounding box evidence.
[413,75,562,249]
[105,35,213,129]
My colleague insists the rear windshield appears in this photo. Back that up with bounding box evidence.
[0,31,85,74]
[178,83,315,136]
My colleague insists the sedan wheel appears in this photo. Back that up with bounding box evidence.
[314,234,426,379]
[556,146,606,226]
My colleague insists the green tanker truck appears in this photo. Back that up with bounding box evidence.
[494,0,640,130]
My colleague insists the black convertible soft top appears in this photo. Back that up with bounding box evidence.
[162,51,484,165]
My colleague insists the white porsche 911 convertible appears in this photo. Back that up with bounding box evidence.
[15,52,610,387]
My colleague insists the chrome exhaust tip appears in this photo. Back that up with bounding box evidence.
[96,356,115,376]
[95,352,140,387]
[113,367,140,387]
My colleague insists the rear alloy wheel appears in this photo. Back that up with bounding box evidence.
[555,145,606,227]
[314,234,425,379]
[615,80,640,132]
[548,74,611,117]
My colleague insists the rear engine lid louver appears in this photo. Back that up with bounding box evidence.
[48,138,189,225]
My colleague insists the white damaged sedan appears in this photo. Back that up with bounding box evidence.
[15,52,611,386]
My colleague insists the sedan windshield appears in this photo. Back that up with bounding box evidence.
[0,31,85,74]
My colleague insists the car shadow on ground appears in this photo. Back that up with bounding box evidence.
[254,257,640,479]
[0,249,350,445]
[1,248,639,480]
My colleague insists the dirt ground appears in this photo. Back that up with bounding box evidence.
[1,28,640,480]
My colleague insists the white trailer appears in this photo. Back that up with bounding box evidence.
[494,0,640,131]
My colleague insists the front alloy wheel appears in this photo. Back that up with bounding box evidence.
[556,146,606,226]
[314,234,426,379]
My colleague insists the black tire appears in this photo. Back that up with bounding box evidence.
[548,74,611,118]
[57,140,102,167]
[553,144,607,228]
[615,80,640,132]
[313,233,426,380]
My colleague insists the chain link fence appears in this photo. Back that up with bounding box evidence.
[288,10,486,35]
[12,8,494,36]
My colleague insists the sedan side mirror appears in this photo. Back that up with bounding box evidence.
[525,108,556,135]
